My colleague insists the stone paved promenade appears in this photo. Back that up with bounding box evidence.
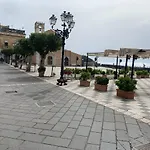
[0,64,150,150]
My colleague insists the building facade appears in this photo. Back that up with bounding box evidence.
[0,25,25,50]
[34,22,82,66]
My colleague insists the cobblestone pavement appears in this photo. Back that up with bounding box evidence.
[0,64,150,150]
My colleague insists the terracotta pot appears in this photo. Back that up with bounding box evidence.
[102,75,107,78]
[141,75,149,78]
[80,80,90,87]
[116,89,135,99]
[39,71,45,77]
[95,84,108,92]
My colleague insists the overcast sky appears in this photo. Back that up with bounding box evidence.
[0,0,150,55]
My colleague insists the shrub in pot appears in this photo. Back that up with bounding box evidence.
[115,77,137,99]
[64,68,72,75]
[80,72,91,87]
[38,66,46,77]
[136,70,149,78]
[101,71,107,77]
[95,76,109,92]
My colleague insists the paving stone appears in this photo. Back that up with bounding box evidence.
[42,112,56,120]
[65,111,76,116]
[20,141,58,150]
[91,121,102,132]
[19,133,45,143]
[80,104,88,109]
[0,145,8,150]
[102,130,116,143]
[104,107,114,113]
[117,130,129,141]
[118,141,131,150]
[125,116,137,124]
[0,130,23,138]
[0,138,23,147]
[100,142,116,150]
[88,132,101,145]
[104,113,115,122]
[55,112,65,118]
[43,136,71,147]
[103,122,115,130]
[127,124,143,139]
[59,108,69,113]
[85,144,99,150]
[73,115,83,121]
[116,122,126,130]
[19,127,42,134]
[52,122,68,132]
[34,123,54,130]
[60,115,73,123]
[0,118,17,125]
[76,126,90,136]
[94,114,103,121]
[68,120,80,129]
[0,123,21,131]
[69,135,87,150]
[40,130,62,137]
[48,117,60,125]
[16,121,36,127]
[80,118,93,127]
[86,107,96,113]
[115,115,125,122]
[69,106,79,112]
[61,128,76,139]
[84,112,94,119]
[32,119,48,124]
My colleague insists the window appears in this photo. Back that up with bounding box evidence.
[47,56,53,65]
[64,57,69,66]
[4,41,8,48]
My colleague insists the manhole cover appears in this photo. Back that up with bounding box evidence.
[36,101,55,107]
[133,143,150,150]
[6,91,17,93]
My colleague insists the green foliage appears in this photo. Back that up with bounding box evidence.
[87,68,93,73]
[1,48,14,56]
[101,71,106,75]
[64,68,73,74]
[115,77,137,91]
[74,68,82,74]
[136,70,149,75]
[95,76,109,85]
[80,72,91,81]
[106,69,114,75]
[29,33,61,57]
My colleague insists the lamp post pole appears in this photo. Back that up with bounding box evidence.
[60,24,66,80]
[131,55,138,79]
[49,11,75,86]
[114,55,118,79]
[124,55,130,77]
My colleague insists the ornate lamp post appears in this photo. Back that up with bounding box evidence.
[124,54,131,77]
[49,11,75,86]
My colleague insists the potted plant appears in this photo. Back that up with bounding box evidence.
[115,77,137,99]
[80,72,91,87]
[136,70,149,78]
[38,66,46,77]
[101,71,107,77]
[95,76,109,92]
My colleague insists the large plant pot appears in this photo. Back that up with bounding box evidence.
[39,71,45,77]
[116,89,135,99]
[80,80,90,87]
[95,84,108,92]
[136,75,141,79]
[141,75,149,78]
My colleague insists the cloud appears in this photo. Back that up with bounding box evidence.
[0,0,150,54]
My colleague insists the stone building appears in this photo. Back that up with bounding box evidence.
[34,22,82,66]
[0,24,25,50]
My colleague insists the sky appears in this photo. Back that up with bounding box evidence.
[1,0,150,56]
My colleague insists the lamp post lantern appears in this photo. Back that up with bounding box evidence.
[49,11,75,86]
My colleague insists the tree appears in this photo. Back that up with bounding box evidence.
[29,33,61,77]
[18,38,34,71]
[1,48,14,64]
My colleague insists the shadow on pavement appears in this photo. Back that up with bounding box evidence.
[1,71,24,74]
[7,76,43,83]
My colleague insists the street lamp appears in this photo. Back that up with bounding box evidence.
[119,59,122,75]
[49,11,75,86]
[124,54,131,77]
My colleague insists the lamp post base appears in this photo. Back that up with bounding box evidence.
[57,78,67,86]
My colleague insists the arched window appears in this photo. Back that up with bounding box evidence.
[64,57,69,66]
[47,56,53,65]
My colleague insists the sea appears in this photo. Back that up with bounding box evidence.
[97,57,150,68]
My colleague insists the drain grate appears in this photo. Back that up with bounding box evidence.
[36,101,55,107]
[6,91,17,93]
[133,143,150,150]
